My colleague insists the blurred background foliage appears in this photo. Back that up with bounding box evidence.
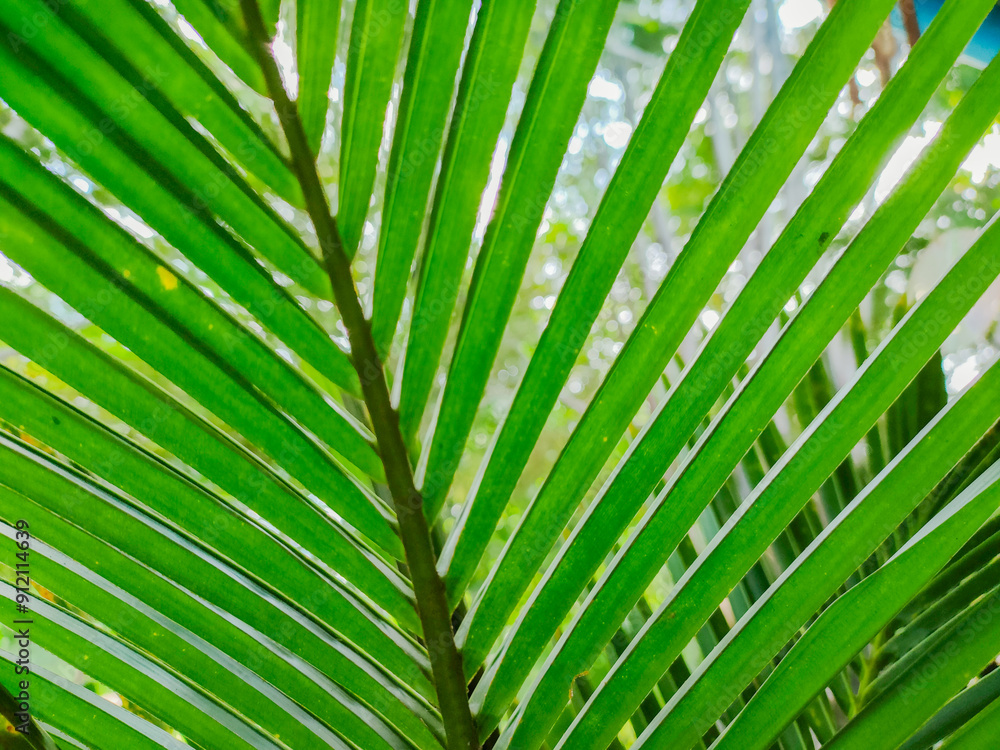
[0,0,998,739]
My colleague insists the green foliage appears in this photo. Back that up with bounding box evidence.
[0,0,998,749]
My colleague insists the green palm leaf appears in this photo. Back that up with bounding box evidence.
[1,0,999,748]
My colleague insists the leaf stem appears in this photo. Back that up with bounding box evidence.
[898,0,922,47]
[238,3,479,747]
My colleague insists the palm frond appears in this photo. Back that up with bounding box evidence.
[1,0,999,748]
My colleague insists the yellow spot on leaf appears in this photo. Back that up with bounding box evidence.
[35,583,56,602]
[156,266,178,291]
[122,269,131,279]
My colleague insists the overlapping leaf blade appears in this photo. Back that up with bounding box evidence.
[633,353,1000,748]
[296,0,341,155]
[396,0,536,442]
[0,0,328,297]
[0,449,442,749]
[370,0,475,355]
[0,286,401,562]
[543,42,1000,749]
[72,0,302,205]
[438,0,753,607]
[461,0,904,719]
[0,660,186,750]
[2,584,283,750]
[338,0,409,255]
[1,0,998,746]
[714,458,1000,750]
[420,0,622,522]
[0,38,354,395]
